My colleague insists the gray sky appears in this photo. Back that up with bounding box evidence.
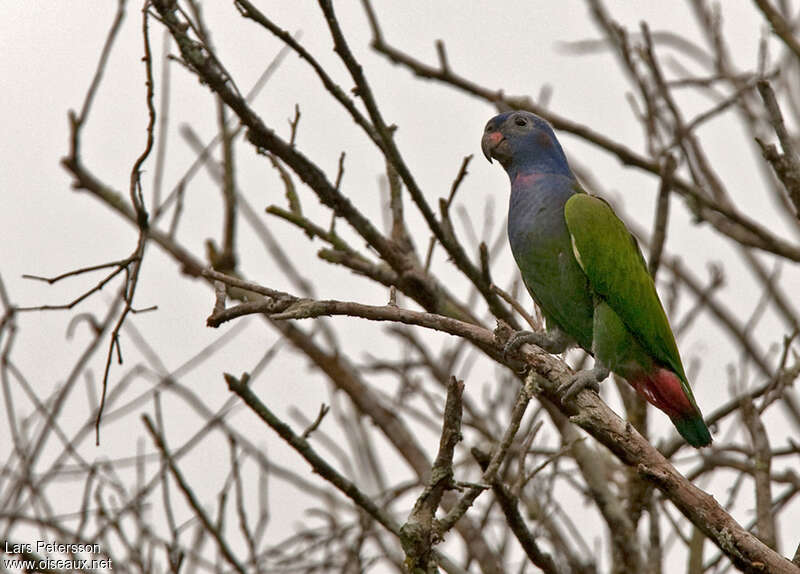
[2,2,799,571]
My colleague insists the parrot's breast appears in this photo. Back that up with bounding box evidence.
[507,175,594,350]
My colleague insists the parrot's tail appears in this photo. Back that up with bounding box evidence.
[629,368,712,447]
[671,415,713,448]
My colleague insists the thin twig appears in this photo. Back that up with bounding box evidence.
[757,79,800,217]
[400,376,463,571]
[436,371,535,533]
[143,415,247,574]
[649,154,677,279]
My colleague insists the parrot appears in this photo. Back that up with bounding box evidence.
[481,110,711,447]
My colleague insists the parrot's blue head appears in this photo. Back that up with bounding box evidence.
[482,111,571,179]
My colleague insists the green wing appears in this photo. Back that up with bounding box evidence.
[564,194,688,384]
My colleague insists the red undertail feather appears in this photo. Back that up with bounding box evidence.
[629,368,712,447]
[629,368,693,418]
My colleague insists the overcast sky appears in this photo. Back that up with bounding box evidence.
[2,2,799,571]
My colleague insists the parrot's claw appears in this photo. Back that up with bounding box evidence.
[503,328,570,361]
[559,365,609,401]
[503,331,543,361]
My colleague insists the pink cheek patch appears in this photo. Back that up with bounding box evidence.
[486,132,504,145]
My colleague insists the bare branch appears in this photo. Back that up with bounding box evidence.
[649,154,677,279]
[757,79,800,218]
[143,415,247,574]
[741,395,777,550]
[400,376,463,572]
[752,0,800,61]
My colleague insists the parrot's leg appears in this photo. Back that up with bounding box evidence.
[559,363,610,401]
[503,328,571,359]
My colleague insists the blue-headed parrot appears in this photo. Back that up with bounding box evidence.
[482,111,711,447]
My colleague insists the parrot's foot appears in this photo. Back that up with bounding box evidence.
[503,328,570,360]
[559,365,610,401]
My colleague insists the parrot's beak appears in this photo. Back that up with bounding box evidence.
[481,131,510,165]
[481,136,493,163]
[481,132,499,163]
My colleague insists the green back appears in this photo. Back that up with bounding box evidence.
[564,194,690,387]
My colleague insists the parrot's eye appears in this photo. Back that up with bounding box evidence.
[515,117,527,127]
